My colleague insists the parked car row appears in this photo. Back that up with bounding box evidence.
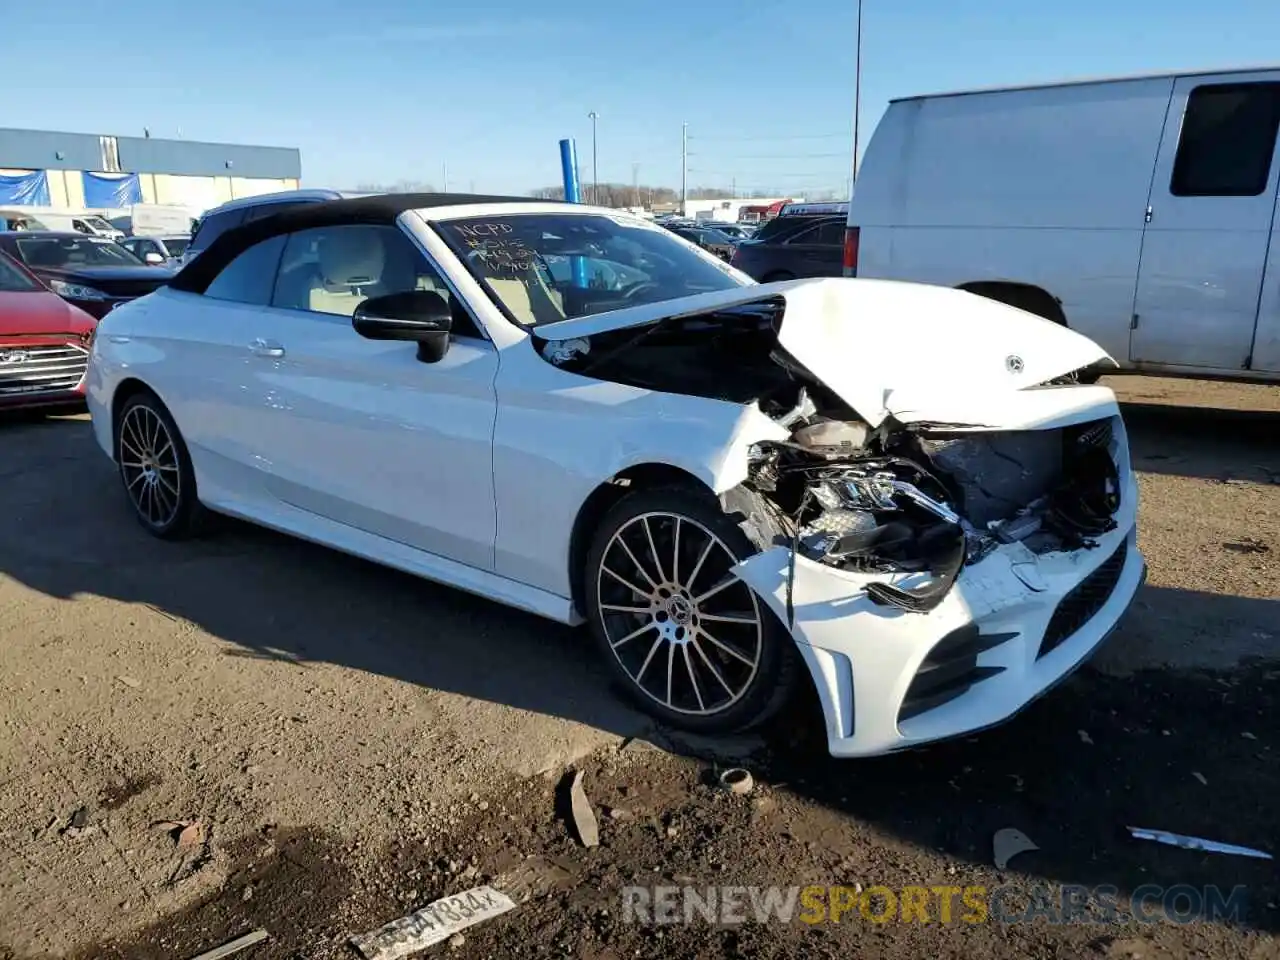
[0,250,97,411]
[0,233,176,319]
[653,209,848,282]
[0,223,184,411]
[0,208,126,240]
[120,234,192,266]
[663,222,741,260]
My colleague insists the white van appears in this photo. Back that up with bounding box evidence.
[0,209,48,231]
[37,212,126,241]
[848,67,1280,381]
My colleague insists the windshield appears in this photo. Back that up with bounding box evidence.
[83,216,116,231]
[15,236,141,268]
[162,237,190,257]
[0,253,40,292]
[435,213,749,326]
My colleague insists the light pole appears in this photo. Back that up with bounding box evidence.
[852,0,863,182]
[631,162,640,208]
[587,111,600,204]
[680,122,688,215]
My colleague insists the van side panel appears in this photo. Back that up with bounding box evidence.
[1253,184,1280,372]
[853,79,1174,363]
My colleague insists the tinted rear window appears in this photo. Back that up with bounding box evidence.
[753,215,826,243]
[189,209,246,252]
[241,201,308,223]
[190,200,321,255]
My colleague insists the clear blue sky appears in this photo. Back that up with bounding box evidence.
[8,0,1280,197]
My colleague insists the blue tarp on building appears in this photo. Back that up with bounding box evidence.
[82,172,143,208]
[0,170,51,206]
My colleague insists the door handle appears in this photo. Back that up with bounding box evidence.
[249,338,285,359]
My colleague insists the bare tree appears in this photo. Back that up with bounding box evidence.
[526,183,839,207]
[355,179,439,193]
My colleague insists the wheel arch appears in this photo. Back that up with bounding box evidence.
[109,378,164,461]
[957,280,1068,326]
[567,462,715,618]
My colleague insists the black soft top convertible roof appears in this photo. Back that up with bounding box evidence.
[170,192,564,293]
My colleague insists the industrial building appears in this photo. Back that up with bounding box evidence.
[0,127,301,215]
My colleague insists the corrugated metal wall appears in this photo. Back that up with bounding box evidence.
[0,127,301,214]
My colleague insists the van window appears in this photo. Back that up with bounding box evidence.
[1171,82,1280,197]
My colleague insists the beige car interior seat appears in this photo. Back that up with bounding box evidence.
[308,228,388,315]
[486,265,565,326]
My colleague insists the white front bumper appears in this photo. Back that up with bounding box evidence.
[732,445,1145,759]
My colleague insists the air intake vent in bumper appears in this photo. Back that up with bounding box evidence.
[1038,539,1128,659]
[898,625,1015,722]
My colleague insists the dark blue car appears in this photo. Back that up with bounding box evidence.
[728,215,845,282]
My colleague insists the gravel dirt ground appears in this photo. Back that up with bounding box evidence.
[0,374,1277,960]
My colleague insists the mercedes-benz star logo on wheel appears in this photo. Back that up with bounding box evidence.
[1005,354,1025,373]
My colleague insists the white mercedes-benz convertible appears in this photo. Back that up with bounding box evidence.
[85,194,1146,757]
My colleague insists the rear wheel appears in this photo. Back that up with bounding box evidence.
[585,486,798,734]
[116,392,206,539]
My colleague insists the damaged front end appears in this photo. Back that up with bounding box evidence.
[740,389,1123,616]
[729,388,1142,757]
[534,278,1143,755]
[532,280,1127,618]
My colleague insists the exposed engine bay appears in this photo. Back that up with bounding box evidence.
[535,300,1122,614]
[743,390,1121,613]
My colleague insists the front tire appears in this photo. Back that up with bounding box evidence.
[116,392,205,539]
[584,485,798,734]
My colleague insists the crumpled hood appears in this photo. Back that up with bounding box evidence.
[535,277,1113,428]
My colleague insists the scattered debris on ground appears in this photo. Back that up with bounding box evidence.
[156,818,207,850]
[349,886,516,960]
[1126,827,1273,860]
[992,827,1039,869]
[566,770,599,848]
[186,929,268,960]
[1,381,1278,959]
[718,768,754,795]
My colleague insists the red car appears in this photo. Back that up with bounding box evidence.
[0,251,97,410]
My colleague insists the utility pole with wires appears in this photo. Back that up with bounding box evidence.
[852,0,863,184]
[680,122,688,214]
[588,111,600,204]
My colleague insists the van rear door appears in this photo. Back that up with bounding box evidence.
[1132,73,1280,369]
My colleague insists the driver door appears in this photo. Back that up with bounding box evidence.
[246,224,500,569]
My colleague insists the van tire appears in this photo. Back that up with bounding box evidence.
[960,282,1101,383]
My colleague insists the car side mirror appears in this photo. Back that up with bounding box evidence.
[352,289,453,363]
[143,252,164,265]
